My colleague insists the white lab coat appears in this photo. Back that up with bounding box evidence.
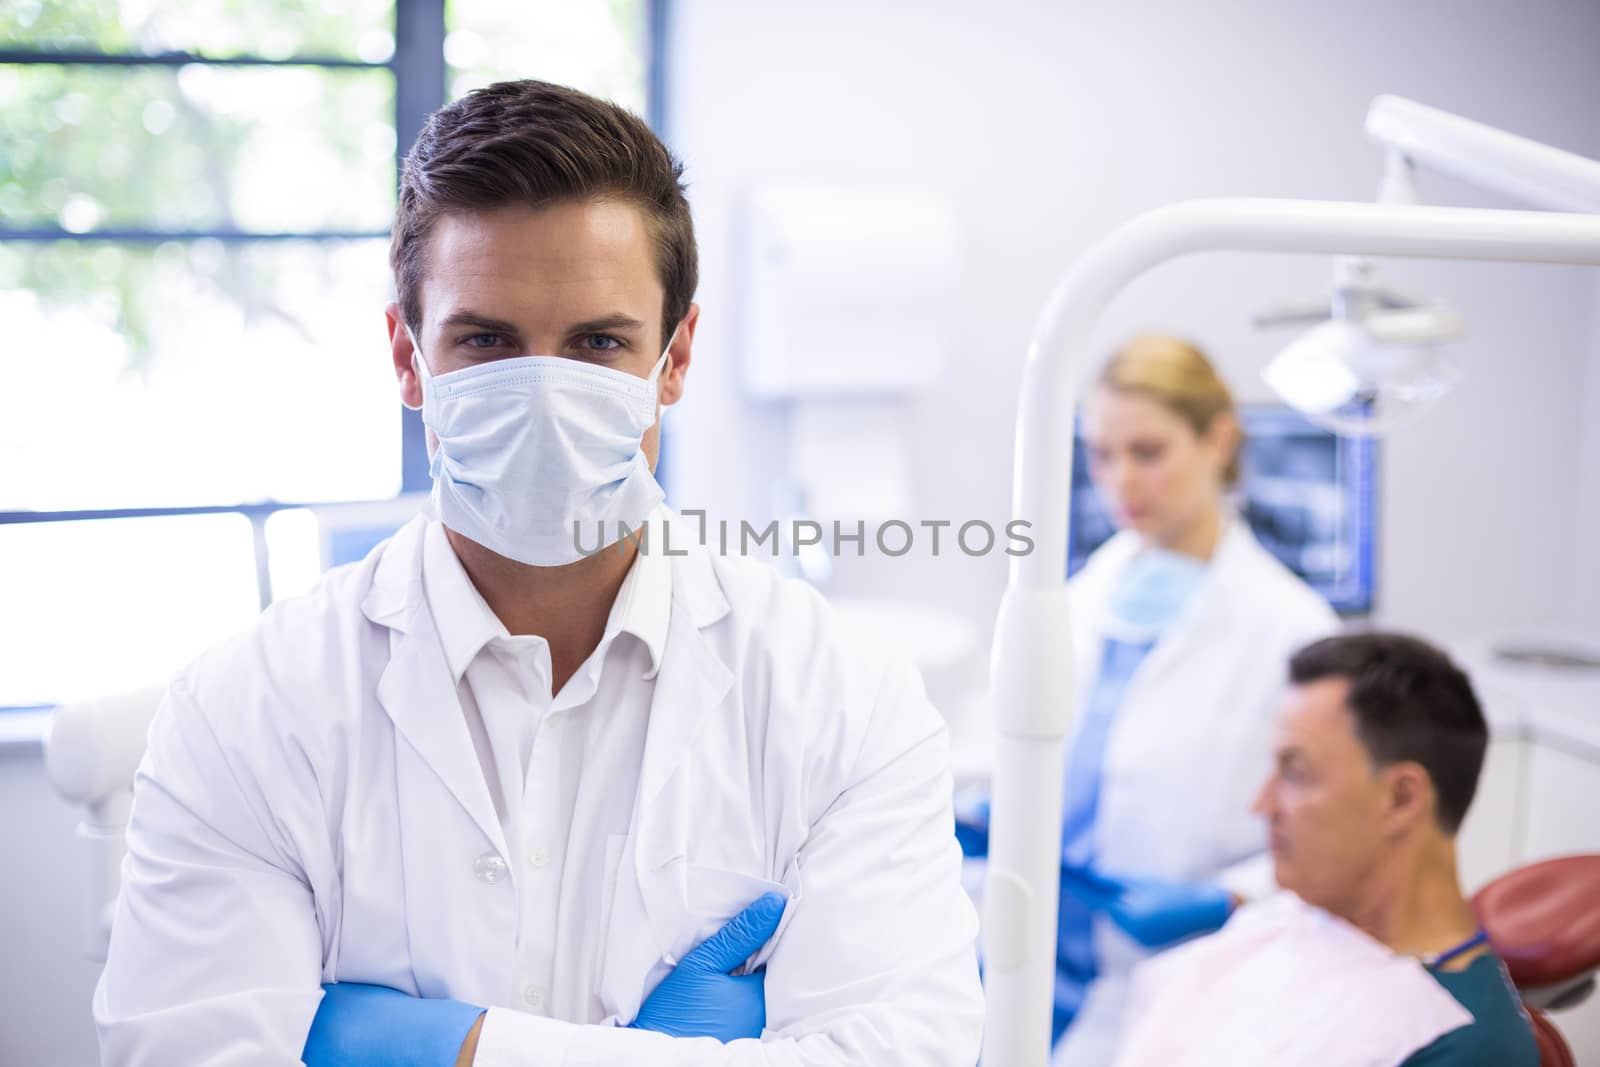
[95,513,984,1066]
[1051,520,1339,1066]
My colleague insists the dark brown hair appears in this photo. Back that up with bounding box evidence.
[391,79,698,345]
[1289,632,1489,834]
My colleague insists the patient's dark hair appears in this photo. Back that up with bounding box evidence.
[1289,632,1488,834]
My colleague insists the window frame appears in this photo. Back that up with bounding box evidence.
[0,0,668,616]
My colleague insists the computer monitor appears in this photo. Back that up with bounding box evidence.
[1068,405,1377,615]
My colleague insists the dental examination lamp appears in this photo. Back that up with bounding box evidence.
[45,685,167,960]
[1257,96,1600,434]
[983,97,1600,1066]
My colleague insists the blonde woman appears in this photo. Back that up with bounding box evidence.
[959,335,1339,1063]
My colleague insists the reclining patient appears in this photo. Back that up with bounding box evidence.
[1113,633,1538,1067]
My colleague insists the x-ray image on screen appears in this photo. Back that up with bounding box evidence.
[1068,405,1376,615]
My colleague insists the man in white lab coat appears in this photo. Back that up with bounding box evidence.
[94,79,984,1066]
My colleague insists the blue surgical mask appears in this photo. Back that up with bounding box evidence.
[1102,546,1208,644]
[409,325,677,567]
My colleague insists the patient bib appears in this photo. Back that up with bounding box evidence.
[1114,891,1473,1067]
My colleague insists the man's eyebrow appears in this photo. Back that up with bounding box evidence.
[438,311,522,335]
[567,313,647,335]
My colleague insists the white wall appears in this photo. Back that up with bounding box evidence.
[0,741,104,1066]
[1574,275,1600,627]
[662,0,1600,688]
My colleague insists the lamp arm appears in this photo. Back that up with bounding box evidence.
[1366,95,1600,213]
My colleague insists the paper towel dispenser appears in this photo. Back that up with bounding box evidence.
[738,183,960,399]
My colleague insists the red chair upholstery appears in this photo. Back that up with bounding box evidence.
[1471,854,1600,1067]
[1527,1009,1575,1067]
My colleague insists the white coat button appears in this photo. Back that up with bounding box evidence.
[522,984,545,1009]
[473,852,509,885]
[527,847,550,870]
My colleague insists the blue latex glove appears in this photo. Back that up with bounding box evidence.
[303,982,485,1066]
[1059,865,1235,948]
[630,891,788,1042]
[952,791,991,858]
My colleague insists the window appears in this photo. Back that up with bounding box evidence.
[0,0,658,707]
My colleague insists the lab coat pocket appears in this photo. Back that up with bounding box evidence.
[667,862,797,977]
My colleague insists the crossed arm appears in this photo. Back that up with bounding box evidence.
[304,894,788,1065]
[95,668,984,1066]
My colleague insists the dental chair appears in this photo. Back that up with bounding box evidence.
[45,684,168,960]
[1472,854,1600,1067]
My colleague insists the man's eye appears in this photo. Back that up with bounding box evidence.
[464,333,504,349]
[578,334,624,353]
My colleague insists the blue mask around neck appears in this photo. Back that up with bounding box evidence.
[1101,546,1208,644]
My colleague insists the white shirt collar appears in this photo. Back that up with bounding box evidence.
[421,514,672,685]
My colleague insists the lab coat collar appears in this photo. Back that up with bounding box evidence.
[663,508,731,631]
[1072,516,1256,684]
[1084,516,1254,625]
[612,534,740,1016]
[419,520,505,684]
[376,573,511,860]
[363,510,707,651]
[415,512,674,684]
[633,510,735,808]
[615,508,676,681]
[1177,516,1256,626]
[360,509,735,863]
[362,519,508,852]
[360,513,428,629]
[1122,517,1258,681]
